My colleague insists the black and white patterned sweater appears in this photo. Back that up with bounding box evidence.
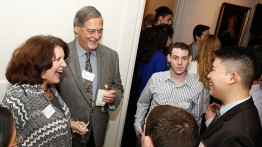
[1,83,72,147]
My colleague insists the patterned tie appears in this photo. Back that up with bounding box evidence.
[83,52,93,99]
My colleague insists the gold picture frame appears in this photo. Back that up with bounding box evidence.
[215,2,251,47]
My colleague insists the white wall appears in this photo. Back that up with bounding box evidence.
[173,0,259,46]
[0,0,146,147]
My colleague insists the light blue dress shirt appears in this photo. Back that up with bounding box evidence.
[206,97,250,127]
[76,39,98,101]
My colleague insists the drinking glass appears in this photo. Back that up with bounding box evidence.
[100,83,111,112]
[77,110,89,144]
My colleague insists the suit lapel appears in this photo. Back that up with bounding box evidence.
[96,44,106,90]
[201,98,255,139]
[201,115,224,139]
[67,40,92,105]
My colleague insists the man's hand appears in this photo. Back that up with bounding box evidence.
[210,102,221,112]
[205,102,221,120]
[103,90,116,103]
[136,130,143,136]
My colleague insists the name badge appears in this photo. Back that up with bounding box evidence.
[42,104,56,119]
[177,101,192,110]
[96,89,107,106]
[82,70,95,81]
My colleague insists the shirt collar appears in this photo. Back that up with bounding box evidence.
[220,96,250,116]
[165,71,192,87]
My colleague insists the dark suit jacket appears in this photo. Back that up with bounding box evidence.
[201,98,262,147]
[57,39,124,147]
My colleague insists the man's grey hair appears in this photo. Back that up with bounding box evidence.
[73,6,103,27]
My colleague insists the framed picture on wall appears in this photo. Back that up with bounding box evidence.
[214,2,251,47]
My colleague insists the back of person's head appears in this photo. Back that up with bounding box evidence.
[137,27,158,62]
[74,6,102,28]
[0,106,15,147]
[143,14,155,29]
[193,24,210,41]
[145,105,200,147]
[5,35,69,85]
[154,24,174,49]
[168,42,190,55]
[137,24,173,63]
[215,46,255,89]
[155,6,173,22]
[157,24,174,39]
[196,35,221,88]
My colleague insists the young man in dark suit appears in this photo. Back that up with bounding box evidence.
[201,46,262,147]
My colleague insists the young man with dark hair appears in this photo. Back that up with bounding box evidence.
[189,24,210,61]
[154,6,173,25]
[142,105,201,147]
[134,42,205,139]
[124,6,174,147]
[201,47,262,147]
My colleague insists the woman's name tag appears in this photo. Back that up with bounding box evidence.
[42,104,56,119]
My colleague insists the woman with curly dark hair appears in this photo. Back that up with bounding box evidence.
[1,35,87,147]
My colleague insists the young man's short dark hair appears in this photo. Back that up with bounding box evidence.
[155,6,173,21]
[193,24,210,41]
[145,105,200,147]
[215,46,256,89]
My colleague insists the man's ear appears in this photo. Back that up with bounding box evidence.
[196,35,201,41]
[228,72,238,84]
[158,16,164,23]
[189,55,192,62]
[74,26,80,34]
[143,136,154,147]
[167,54,171,63]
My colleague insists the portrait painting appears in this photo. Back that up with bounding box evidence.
[214,3,251,47]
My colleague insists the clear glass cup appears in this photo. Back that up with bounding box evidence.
[77,111,89,144]
[100,83,111,112]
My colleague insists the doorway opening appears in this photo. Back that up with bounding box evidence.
[121,0,176,146]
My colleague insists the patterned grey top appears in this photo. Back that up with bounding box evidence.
[250,84,262,126]
[1,83,71,147]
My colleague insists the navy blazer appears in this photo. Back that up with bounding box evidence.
[201,98,262,147]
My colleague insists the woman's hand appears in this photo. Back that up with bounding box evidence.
[70,120,88,135]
